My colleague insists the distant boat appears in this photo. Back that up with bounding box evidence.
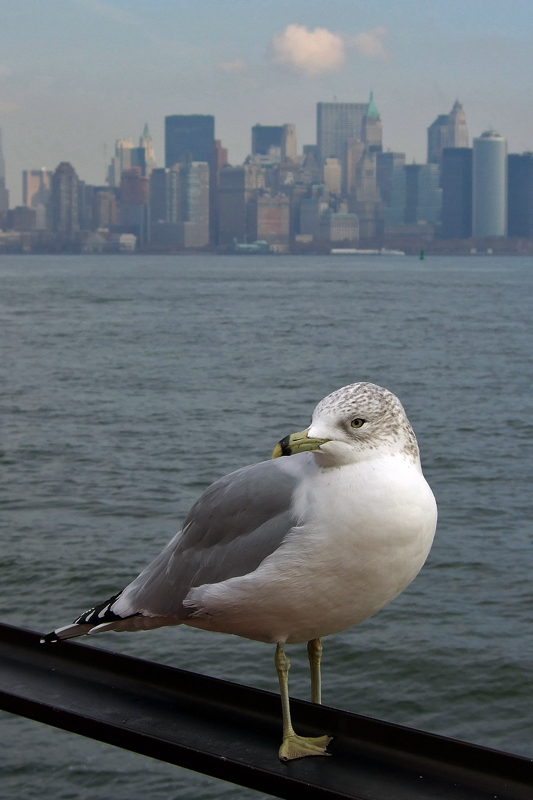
[233,238,270,254]
[331,248,405,256]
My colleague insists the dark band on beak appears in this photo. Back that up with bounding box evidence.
[276,435,294,457]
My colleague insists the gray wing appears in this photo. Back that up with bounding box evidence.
[113,452,317,619]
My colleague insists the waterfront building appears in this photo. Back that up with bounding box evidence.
[507,152,533,238]
[7,206,36,231]
[384,163,441,234]
[472,130,507,237]
[251,125,283,156]
[427,100,469,165]
[182,161,209,248]
[319,212,359,242]
[209,139,228,244]
[120,167,149,241]
[316,102,367,165]
[441,147,472,239]
[50,162,79,238]
[218,164,264,245]
[248,194,290,246]
[0,128,9,211]
[165,115,215,168]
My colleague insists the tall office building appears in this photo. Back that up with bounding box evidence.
[120,167,149,241]
[165,115,215,168]
[384,163,441,232]
[139,124,157,175]
[92,187,117,229]
[507,152,533,238]
[182,162,210,248]
[362,92,382,153]
[107,138,134,187]
[323,158,342,196]
[316,102,367,165]
[209,139,228,244]
[473,130,507,237]
[218,163,264,245]
[22,168,52,228]
[50,162,79,238]
[251,125,283,156]
[281,124,297,162]
[0,128,9,211]
[427,101,469,165]
[376,151,406,206]
[441,147,472,239]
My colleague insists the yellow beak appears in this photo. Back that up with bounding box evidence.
[271,428,330,459]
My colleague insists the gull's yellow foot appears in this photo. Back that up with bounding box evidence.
[279,733,332,761]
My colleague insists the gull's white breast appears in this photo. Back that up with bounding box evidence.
[184,454,437,644]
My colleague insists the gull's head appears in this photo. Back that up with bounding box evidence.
[272,382,419,466]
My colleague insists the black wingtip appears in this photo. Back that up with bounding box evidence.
[40,632,60,644]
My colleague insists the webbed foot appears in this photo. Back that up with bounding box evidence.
[279,733,332,761]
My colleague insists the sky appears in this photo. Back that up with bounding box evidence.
[1,0,532,204]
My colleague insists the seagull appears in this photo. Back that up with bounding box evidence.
[42,382,437,761]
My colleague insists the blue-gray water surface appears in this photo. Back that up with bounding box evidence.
[1,254,532,799]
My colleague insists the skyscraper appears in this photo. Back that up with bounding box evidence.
[218,164,264,245]
[362,91,382,153]
[376,152,406,206]
[316,102,367,165]
[427,101,469,165]
[50,162,79,238]
[281,124,297,162]
[507,152,533,238]
[107,139,134,187]
[139,123,157,175]
[441,148,472,239]
[165,115,215,168]
[182,162,210,248]
[384,164,441,233]
[251,125,283,156]
[473,130,507,237]
[0,128,9,212]
[22,168,52,228]
[209,139,228,244]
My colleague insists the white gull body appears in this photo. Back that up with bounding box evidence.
[47,382,437,647]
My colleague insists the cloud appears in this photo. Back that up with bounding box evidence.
[0,101,19,113]
[269,24,391,76]
[218,58,248,73]
[349,26,390,61]
[0,65,12,79]
[270,24,345,76]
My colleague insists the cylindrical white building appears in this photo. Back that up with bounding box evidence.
[473,130,507,237]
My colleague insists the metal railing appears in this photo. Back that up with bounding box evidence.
[0,622,531,800]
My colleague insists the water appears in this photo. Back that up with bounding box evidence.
[1,254,532,799]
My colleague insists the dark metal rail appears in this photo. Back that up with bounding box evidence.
[0,622,531,800]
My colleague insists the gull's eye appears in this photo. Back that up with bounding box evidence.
[351,418,365,429]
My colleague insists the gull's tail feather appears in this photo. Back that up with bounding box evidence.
[40,591,141,643]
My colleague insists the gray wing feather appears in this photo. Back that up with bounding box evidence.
[113,453,316,619]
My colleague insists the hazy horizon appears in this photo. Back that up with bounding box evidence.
[1,0,532,205]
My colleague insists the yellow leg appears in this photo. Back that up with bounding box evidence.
[307,638,322,704]
[275,642,332,762]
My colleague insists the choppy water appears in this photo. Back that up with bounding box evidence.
[1,253,532,800]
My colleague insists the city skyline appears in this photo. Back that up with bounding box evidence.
[1,1,533,204]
